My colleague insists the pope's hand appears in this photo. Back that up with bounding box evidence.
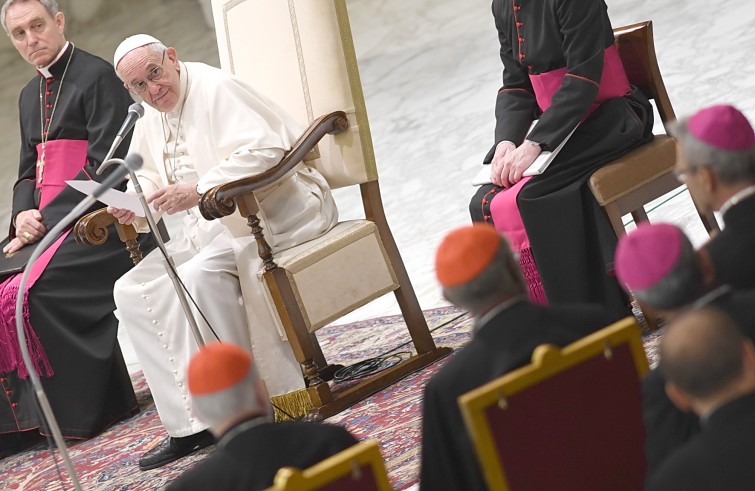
[149,183,201,215]
[107,206,137,225]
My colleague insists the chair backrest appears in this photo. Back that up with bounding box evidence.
[614,20,675,127]
[458,317,649,491]
[211,0,377,189]
[268,440,394,491]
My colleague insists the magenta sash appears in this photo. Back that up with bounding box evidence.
[489,177,547,304]
[35,139,88,209]
[0,139,88,378]
[529,45,631,117]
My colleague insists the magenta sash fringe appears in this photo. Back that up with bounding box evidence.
[489,177,547,304]
[0,231,69,378]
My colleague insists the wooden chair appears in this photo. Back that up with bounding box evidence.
[458,317,649,491]
[203,0,451,420]
[267,440,394,491]
[74,209,143,264]
[588,20,719,237]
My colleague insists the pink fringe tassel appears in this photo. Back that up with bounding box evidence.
[519,247,547,305]
[0,280,54,379]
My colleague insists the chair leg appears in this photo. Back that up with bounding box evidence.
[630,207,649,225]
[361,181,437,354]
[603,202,627,238]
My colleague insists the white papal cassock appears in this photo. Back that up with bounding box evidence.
[114,61,338,437]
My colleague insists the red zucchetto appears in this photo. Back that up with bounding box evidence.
[435,224,502,288]
[188,342,252,396]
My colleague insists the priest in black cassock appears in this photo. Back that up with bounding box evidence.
[0,0,149,455]
[419,224,616,490]
[469,0,654,317]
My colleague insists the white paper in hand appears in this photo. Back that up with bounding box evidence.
[66,180,150,217]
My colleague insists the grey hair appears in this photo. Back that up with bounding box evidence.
[633,231,705,310]
[660,306,745,399]
[442,237,527,314]
[669,117,755,185]
[114,41,168,81]
[2,0,59,34]
[191,364,265,430]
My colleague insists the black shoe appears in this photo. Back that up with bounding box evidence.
[138,430,214,471]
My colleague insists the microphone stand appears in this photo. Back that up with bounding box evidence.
[14,160,133,491]
[98,159,206,348]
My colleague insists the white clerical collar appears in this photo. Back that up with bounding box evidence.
[38,42,70,78]
[718,184,755,219]
[474,296,525,333]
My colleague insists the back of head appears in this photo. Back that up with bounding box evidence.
[615,222,704,310]
[435,223,526,314]
[188,342,267,431]
[669,104,755,186]
[660,306,744,399]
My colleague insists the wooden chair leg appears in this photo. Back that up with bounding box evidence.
[630,207,649,225]
[603,202,627,238]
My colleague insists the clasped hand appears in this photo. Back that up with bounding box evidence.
[4,209,46,254]
[108,183,201,225]
[489,140,542,188]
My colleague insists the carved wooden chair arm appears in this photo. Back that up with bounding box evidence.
[74,208,144,265]
[200,110,348,221]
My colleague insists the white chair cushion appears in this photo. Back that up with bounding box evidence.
[258,220,399,337]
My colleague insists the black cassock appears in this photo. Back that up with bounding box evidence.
[470,0,654,317]
[0,44,153,441]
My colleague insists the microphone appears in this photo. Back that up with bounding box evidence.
[97,103,145,175]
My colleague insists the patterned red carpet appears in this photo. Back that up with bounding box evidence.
[0,306,663,490]
[0,306,471,490]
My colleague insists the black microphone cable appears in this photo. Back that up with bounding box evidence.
[331,310,467,383]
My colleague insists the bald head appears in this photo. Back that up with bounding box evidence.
[660,307,745,399]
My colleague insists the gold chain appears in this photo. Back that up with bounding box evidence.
[37,43,75,183]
